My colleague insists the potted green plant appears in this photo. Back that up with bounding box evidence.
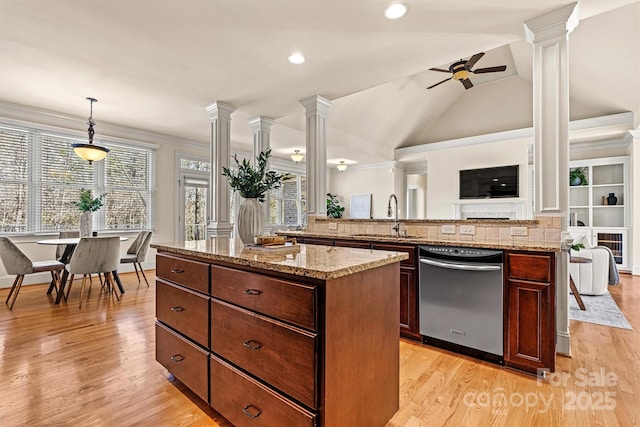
[326,193,345,219]
[74,188,104,237]
[222,149,283,244]
[569,167,588,186]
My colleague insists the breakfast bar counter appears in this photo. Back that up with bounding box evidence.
[151,239,407,427]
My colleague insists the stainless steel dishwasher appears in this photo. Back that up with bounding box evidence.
[419,245,504,360]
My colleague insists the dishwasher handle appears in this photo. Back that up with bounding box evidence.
[420,257,502,272]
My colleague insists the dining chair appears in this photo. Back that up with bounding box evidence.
[0,237,64,310]
[55,230,80,262]
[65,236,121,309]
[120,231,152,286]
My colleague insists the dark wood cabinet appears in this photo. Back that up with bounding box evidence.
[372,243,419,340]
[504,251,556,374]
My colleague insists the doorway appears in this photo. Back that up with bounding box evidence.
[178,172,209,241]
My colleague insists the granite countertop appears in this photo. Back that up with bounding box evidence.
[151,239,409,280]
[281,230,561,252]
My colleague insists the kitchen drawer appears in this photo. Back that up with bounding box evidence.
[211,299,317,409]
[156,279,210,348]
[211,265,316,331]
[210,355,316,427]
[372,243,416,267]
[156,253,210,294]
[156,322,209,403]
[507,252,552,283]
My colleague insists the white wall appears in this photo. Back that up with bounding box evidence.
[424,137,531,219]
[329,164,397,219]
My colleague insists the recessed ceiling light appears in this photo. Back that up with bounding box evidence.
[288,52,305,64]
[385,3,407,19]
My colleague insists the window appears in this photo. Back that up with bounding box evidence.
[105,145,154,230]
[269,173,306,227]
[0,126,29,232]
[0,122,156,234]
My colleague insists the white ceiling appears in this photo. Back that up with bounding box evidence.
[1,0,638,167]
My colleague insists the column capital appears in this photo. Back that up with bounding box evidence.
[205,101,236,120]
[300,95,332,117]
[249,116,275,133]
[524,2,579,45]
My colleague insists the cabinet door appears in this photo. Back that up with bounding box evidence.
[504,251,555,374]
[399,267,420,339]
[505,279,554,374]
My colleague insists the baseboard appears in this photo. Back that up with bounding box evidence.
[0,260,156,289]
[556,331,571,356]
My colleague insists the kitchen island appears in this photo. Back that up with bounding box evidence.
[151,239,408,427]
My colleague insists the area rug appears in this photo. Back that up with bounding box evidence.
[569,291,633,330]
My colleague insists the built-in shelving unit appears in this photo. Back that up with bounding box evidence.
[569,156,630,271]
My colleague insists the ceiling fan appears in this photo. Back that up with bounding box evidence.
[427,52,507,90]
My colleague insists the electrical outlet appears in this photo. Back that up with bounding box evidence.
[328,222,338,230]
[510,226,528,236]
[441,225,456,234]
[460,225,476,235]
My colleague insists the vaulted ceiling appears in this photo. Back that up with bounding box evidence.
[1,0,638,167]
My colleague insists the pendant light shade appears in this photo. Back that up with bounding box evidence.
[337,161,348,172]
[290,149,304,163]
[72,97,109,164]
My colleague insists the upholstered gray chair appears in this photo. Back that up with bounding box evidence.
[56,230,80,262]
[65,236,121,308]
[0,237,64,310]
[120,231,152,286]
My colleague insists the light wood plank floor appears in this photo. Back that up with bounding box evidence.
[1,271,638,426]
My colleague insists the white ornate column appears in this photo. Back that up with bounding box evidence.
[631,129,640,275]
[205,101,236,238]
[249,116,275,234]
[300,95,331,221]
[524,2,579,356]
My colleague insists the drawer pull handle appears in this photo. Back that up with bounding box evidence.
[242,340,263,350]
[170,269,184,274]
[243,289,262,296]
[170,354,185,362]
[171,306,185,312]
[242,405,262,419]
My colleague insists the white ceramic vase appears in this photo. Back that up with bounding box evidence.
[79,212,92,237]
[237,198,264,244]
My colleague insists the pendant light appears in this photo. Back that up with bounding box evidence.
[337,161,348,172]
[72,97,109,164]
[290,149,304,163]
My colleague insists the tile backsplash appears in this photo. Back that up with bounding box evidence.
[304,215,561,249]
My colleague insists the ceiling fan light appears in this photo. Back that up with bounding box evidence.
[453,69,469,81]
[290,149,304,163]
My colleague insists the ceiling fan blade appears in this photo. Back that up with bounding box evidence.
[461,78,473,89]
[427,77,452,89]
[465,52,485,69]
[429,67,451,73]
[472,65,507,74]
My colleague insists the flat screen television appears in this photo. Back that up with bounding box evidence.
[459,165,519,199]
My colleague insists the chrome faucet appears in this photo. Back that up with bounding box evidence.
[387,194,400,236]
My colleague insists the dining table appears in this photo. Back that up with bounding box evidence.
[37,236,129,304]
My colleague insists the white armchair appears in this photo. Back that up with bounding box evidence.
[569,246,610,296]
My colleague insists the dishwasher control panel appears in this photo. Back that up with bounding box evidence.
[419,245,503,262]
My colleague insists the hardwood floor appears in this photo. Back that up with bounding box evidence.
[1,271,638,426]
